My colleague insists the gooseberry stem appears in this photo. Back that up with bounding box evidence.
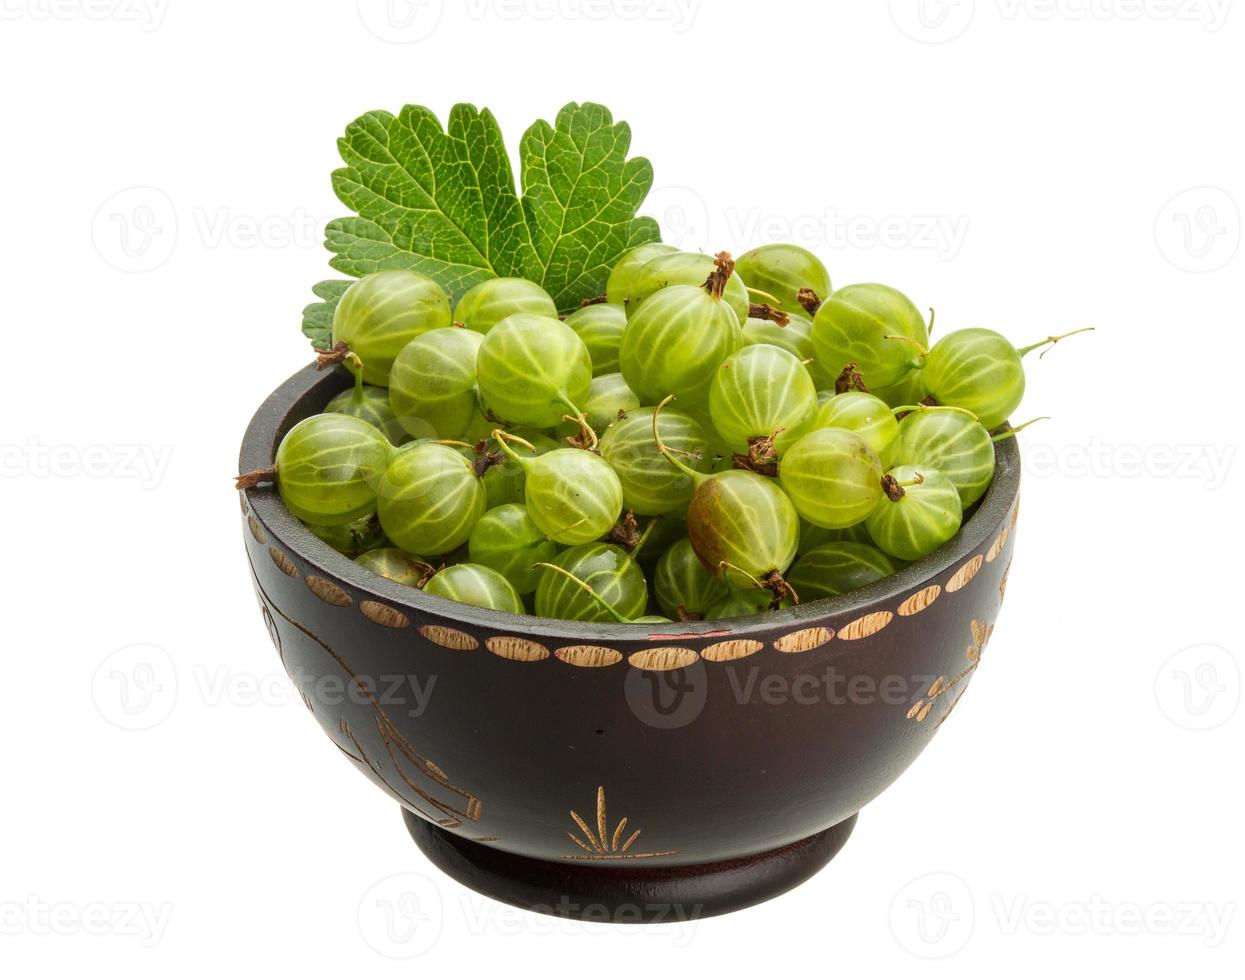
[1017,327,1095,359]
[314,340,352,371]
[748,302,790,326]
[234,466,277,490]
[530,562,633,624]
[891,404,980,421]
[834,363,869,394]
[491,429,536,467]
[881,471,925,501]
[651,395,705,485]
[991,416,1050,442]
[701,251,735,300]
[718,561,767,591]
[558,396,598,451]
[746,286,783,307]
[796,288,821,317]
[884,334,930,358]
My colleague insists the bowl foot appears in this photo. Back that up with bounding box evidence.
[402,809,858,922]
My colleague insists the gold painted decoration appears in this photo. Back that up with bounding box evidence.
[486,636,550,662]
[773,627,833,653]
[419,624,478,651]
[305,575,352,607]
[897,585,941,617]
[247,515,266,544]
[555,645,624,667]
[700,639,763,662]
[562,786,675,860]
[837,611,893,641]
[359,601,410,629]
[627,647,698,671]
[946,554,984,592]
[268,548,298,578]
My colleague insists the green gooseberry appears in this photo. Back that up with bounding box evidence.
[652,399,800,592]
[376,442,487,555]
[866,465,963,561]
[476,314,593,430]
[623,250,751,325]
[811,283,929,389]
[816,390,900,466]
[388,326,484,440]
[331,270,452,385]
[871,367,927,409]
[273,414,392,526]
[798,519,874,555]
[494,433,623,546]
[709,343,819,459]
[354,547,434,587]
[324,360,406,445]
[453,277,558,334]
[893,407,995,507]
[653,538,729,620]
[734,243,832,315]
[914,327,1092,430]
[598,405,709,516]
[564,303,628,375]
[705,589,794,620]
[605,242,678,305]
[468,503,557,595]
[741,307,832,385]
[778,427,884,529]
[533,543,649,623]
[305,512,387,557]
[619,256,744,407]
[787,541,898,602]
[423,563,525,614]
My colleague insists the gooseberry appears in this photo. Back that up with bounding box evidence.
[865,466,963,561]
[330,270,452,385]
[467,503,557,595]
[376,441,487,555]
[452,277,557,334]
[423,562,525,613]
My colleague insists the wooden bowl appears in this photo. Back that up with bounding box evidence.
[238,364,1020,921]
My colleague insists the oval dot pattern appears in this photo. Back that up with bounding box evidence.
[248,510,1013,671]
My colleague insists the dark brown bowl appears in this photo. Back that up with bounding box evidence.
[238,363,1020,921]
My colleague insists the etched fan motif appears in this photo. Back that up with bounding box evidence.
[907,618,993,725]
[562,786,675,860]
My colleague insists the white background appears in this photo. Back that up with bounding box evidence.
[1,0,1241,975]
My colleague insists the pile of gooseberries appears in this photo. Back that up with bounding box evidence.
[239,244,1086,622]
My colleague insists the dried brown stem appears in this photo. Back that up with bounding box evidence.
[834,363,869,394]
[747,303,790,326]
[701,251,736,300]
[578,294,608,307]
[235,467,277,490]
[796,288,822,317]
[314,340,351,370]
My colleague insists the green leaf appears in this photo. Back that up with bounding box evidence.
[305,101,660,343]
[300,279,352,348]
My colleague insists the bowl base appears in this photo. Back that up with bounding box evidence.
[402,808,858,922]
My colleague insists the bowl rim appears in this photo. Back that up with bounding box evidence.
[240,362,1020,643]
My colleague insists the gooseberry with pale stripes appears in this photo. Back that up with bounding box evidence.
[620,253,744,407]
[598,405,709,516]
[708,343,818,462]
[388,326,484,440]
[476,314,594,434]
[865,465,963,561]
[329,270,452,385]
[493,431,623,546]
[653,538,729,621]
[376,441,487,556]
[787,541,899,602]
[533,543,650,623]
[778,427,884,530]
[468,503,557,595]
[267,414,392,526]
[423,563,525,614]
[735,243,832,316]
[452,277,557,334]
[811,283,929,389]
